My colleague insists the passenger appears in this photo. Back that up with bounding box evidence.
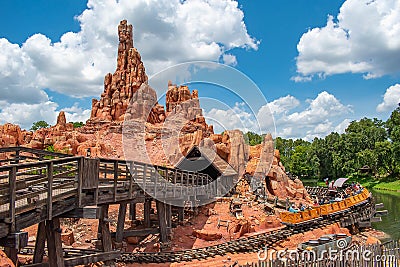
[334,193,343,202]
[313,199,320,207]
[288,204,299,213]
[299,203,306,211]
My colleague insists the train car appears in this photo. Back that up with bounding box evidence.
[280,189,370,226]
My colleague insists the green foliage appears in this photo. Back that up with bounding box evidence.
[71,121,84,128]
[245,132,264,146]
[30,120,49,131]
[276,106,400,181]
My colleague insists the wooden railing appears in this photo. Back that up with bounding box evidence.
[0,157,82,235]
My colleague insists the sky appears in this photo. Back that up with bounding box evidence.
[0,0,399,140]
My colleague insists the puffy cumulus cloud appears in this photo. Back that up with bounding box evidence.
[222,54,237,66]
[0,0,257,128]
[1,0,258,100]
[0,38,47,104]
[63,103,92,123]
[0,101,91,130]
[294,0,400,81]
[376,84,400,112]
[204,91,351,140]
[204,102,260,134]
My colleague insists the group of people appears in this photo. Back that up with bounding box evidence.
[287,180,364,213]
[288,202,312,213]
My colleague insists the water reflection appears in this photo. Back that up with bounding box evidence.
[371,189,400,241]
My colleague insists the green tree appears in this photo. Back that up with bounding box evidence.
[30,120,49,131]
[71,121,84,128]
[244,132,264,146]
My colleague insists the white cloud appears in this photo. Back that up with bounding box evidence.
[205,102,259,133]
[204,91,351,140]
[0,0,258,128]
[376,84,400,112]
[63,103,92,123]
[222,54,237,66]
[0,101,91,130]
[334,118,351,134]
[294,0,400,80]
[1,0,258,100]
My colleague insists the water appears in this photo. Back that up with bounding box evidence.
[371,189,400,241]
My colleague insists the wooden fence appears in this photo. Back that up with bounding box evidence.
[235,241,400,267]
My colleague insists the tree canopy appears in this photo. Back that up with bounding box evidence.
[30,120,49,131]
[275,106,400,180]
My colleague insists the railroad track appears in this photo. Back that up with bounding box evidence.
[118,200,373,264]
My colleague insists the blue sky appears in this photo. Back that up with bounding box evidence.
[0,0,399,139]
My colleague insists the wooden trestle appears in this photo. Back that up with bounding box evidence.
[0,147,223,266]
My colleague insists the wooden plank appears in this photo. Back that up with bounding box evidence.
[45,218,65,267]
[115,202,127,243]
[113,161,118,202]
[82,158,99,189]
[9,166,16,228]
[46,162,53,220]
[33,221,46,263]
[64,251,121,267]
[78,157,83,206]
[61,207,101,219]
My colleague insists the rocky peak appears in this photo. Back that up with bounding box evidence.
[90,20,150,122]
[56,111,66,126]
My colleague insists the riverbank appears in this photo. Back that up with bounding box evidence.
[302,176,400,192]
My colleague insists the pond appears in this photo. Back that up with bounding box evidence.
[371,189,400,242]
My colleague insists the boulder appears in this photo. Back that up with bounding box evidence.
[192,229,222,241]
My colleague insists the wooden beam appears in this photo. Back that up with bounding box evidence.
[166,204,172,228]
[98,204,114,267]
[156,200,168,243]
[115,202,127,243]
[144,199,151,228]
[5,166,17,264]
[0,232,28,249]
[45,218,65,267]
[177,207,184,222]
[46,162,53,220]
[61,207,101,219]
[33,221,46,264]
[64,251,121,267]
[129,202,136,220]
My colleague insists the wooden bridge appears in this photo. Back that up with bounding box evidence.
[0,146,232,266]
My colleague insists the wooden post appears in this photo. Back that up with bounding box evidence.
[156,200,168,243]
[33,221,46,263]
[116,202,127,244]
[47,162,54,220]
[5,166,17,263]
[45,218,65,267]
[113,161,118,202]
[98,204,114,266]
[177,207,184,222]
[144,199,151,228]
[166,204,172,228]
[129,203,136,221]
[78,157,84,207]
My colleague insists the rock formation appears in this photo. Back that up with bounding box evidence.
[246,134,311,201]
[90,20,164,123]
[0,19,310,203]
